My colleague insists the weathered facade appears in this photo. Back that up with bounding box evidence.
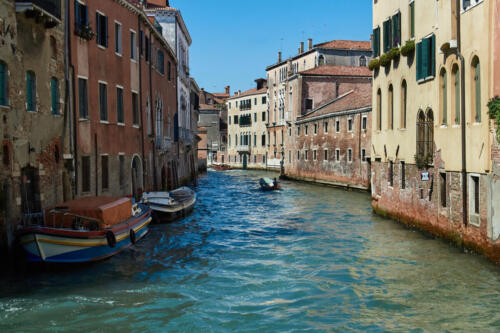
[371,0,500,262]
[69,0,178,198]
[0,0,68,258]
[226,79,268,169]
[284,66,372,189]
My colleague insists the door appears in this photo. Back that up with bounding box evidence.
[20,166,41,215]
[243,154,247,169]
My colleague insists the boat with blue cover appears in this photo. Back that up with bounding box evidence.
[16,197,152,263]
[259,177,280,191]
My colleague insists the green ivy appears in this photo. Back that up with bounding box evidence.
[400,40,415,57]
[487,96,500,142]
[414,153,433,170]
[387,47,400,60]
[380,53,391,67]
[368,59,380,71]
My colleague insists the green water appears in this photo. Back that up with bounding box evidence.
[0,170,499,332]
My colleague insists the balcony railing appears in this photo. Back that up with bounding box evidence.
[16,0,61,22]
[236,145,250,153]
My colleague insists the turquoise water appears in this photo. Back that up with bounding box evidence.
[0,170,499,332]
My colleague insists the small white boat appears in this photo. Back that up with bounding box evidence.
[141,187,196,223]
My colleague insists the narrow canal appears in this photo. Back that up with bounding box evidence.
[0,170,499,332]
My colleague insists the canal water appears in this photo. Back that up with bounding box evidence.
[0,170,499,332]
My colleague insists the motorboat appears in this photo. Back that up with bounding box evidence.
[141,187,196,223]
[259,177,280,191]
[16,197,152,263]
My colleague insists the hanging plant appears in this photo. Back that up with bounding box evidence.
[487,96,500,142]
[414,153,433,170]
[400,40,415,57]
[387,47,400,60]
[368,58,380,71]
[380,53,391,67]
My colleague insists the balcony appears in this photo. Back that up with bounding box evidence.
[236,145,250,153]
[16,0,61,27]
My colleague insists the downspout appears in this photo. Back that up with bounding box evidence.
[456,0,468,226]
[149,31,158,190]
[138,16,146,188]
[68,0,78,197]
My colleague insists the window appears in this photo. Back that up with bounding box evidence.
[297,151,300,160]
[377,89,382,130]
[305,150,309,161]
[362,116,367,130]
[305,125,308,136]
[74,1,89,32]
[253,134,257,147]
[452,65,460,124]
[168,61,172,81]
[130,31,137,60]
[463,0,483,11]
[383,19,392,53]
[314,123,318,135]
[132,92,139,125]
[318,55,325,66]
[440,69,447,125]
[297,126,300,136]
[157,50,164,74]
[361,149,366,162]
[288,151,291,163]
[416,34,436,81]
[372,26,380,57]
[228,117,231,125]
[254,155,257,163]
[81,156,90,193]
[254,113,257,122]
[145,36,150,62]
[348,118,353,132]
[440,172,447,207]
[254,98,257,105]
[99,82,107,121]
[139,30,144,56]
[471,175,480,215]
[409,1,415,39]
[262,112,266,121]
[401,161,406,189]
[119,155,125,186]
[2,144,9,166]
[348,148,352,162]
[51,77,59,115]
[324,149,328,161]
[359,56,367,67]
[416,110,434,160]
[305,98,313,111]
[262,96,266,104]
[324,121,328,133]
[261,134,266,146]
[313,150,317,161]
[336,119,340,133]
[96,12,108,47]
[234,115,238,124]
[392,12,401,47]
[101,155,109,190]
[116,87,124,124]
[26,71,36,111]
[114,22,122,55]
[0,61,8,106]
[389,160,394,187]
[335,149,340,162]
[78,78,88,119]
[472,57,481,123]
[388,85,393,130]
[401,80,407,128]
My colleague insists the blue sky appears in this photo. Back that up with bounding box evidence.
[173,0,373,94]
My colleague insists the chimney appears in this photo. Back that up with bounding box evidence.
[225,86,230,95]
[238,90,241,96]
[308,38,313,51]
[278,51,282,63]
[299,41,304,54]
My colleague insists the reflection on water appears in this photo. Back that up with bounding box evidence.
[0,170,499,332]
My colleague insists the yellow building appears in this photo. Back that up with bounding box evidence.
[371,0,499,263]
[226,79,268,169]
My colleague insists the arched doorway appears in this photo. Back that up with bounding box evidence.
[20,166,41,215]
[131,155,143,201]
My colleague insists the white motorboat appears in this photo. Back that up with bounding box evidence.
[141,187,196,223]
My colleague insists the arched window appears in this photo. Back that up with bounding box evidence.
[0,61,7,106]
[472,56,481,123]
[417,109,434,160]
[359,56,367,67]
[426,110,434,157]
[440,69,447,125]
[401,80,407,129]
[452,64,460,124]
[388,84,393,130]
[416,110,426,159]
[51,77,59,115]
[26,71,36,111]
[377,89,382,131]
[318,55,325,66]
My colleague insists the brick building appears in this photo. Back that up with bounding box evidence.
[69,0,177,198]
[284,66,372,189]
[0,0,68,258]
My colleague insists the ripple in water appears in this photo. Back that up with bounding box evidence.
[0,170,499,332]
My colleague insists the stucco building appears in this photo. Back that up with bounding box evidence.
[371,0,499,262]
[226,79,268,169]
[0,0,68,258]
[284,66,372,189]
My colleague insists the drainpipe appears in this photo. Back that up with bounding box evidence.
[149,31,158,190]
[456,0,468,226]
[67,0,78,198]
[138,16,146,189]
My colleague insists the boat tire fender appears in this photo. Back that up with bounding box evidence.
[130,229,136,244]
[106,231,116,248]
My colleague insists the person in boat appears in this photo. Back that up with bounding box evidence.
[273,178,278,188]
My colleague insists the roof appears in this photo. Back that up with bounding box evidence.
[299,84,372,121]
[299,65,372,77]
[199,103,218,110]
[227,87,267,100]
[145,6,192,45]
[314,40,371,51]
[213,93,230,98]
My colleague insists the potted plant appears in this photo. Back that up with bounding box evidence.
[368,58,380,71]
[400,40,415,57]
[380,53,391,68]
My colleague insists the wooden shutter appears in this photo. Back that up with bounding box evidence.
[430,35,436,77]
[0,63,6,106]
[416,42,422,80]
[84,5,88,25]
[410,2,415,38]
[392,13,400,47]
[422,38,429,78]
[51,78,58,114]
[104,16,108,47]
[96,13,100,44]
[26,72,34,110]
[74,0,79,29]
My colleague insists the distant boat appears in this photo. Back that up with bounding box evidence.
[259,177,280,191]
[141,187,196,223]
[211,164,231,171]
[16,197,152,263]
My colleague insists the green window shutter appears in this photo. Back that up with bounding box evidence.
[416,42,422,80]
[96,13,100,44]
[84,5,88,25]
[442,74,447,125]
[421,38,429,78]
[475,62,481,122]
[0,63,6,106]
[74,0,79,29]
[376,27,380,56]
[410,2,415,38]
[104,16,108,47]
[51,77,58,115]
[383,21,388,52]
[398,12,401,46]
[392,14,400,47]
[26,71,35,111]
[430,35,436,77]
